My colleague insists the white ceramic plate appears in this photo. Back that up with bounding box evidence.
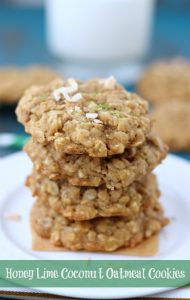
[0,152,190,299]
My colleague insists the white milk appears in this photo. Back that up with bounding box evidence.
[46,0,155,63]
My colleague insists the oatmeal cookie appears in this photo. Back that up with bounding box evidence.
[16,77,151,157]
[25,134,167,189]
[137,58,190,105]
[27,172,159,221]
[0,66,58,103]
[152,100,190,151]
[31,201,168,252]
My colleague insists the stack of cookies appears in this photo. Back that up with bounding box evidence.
[16,76,168,252]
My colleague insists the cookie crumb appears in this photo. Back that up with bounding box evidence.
[4,213,21,221]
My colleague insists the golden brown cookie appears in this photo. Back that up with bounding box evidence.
[152,100,190,151]
[31,200,168,252]
[16,77,151,157]
[25,134,167,189]
[27,172,159,221]
[0,66,58,103]
[137,58,190,105]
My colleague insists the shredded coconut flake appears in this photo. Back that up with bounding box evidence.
[68,93,82,102]
[63,91,71,101]
[67,78,78,94]
[52,88,62,101]
[74,106,82,112]
[52,78,82,102]
[67,108,74,113]
[93,119,103,124]
[100,76,116,89]
[86,113,98,119]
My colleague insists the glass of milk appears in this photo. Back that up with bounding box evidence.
[45,0,155,81]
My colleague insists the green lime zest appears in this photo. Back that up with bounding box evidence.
[111,111,125,118]
[96,103,111,110]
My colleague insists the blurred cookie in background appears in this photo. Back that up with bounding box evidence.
[0,66,58,104]
[136,58,190,106]
[152,100,190,152]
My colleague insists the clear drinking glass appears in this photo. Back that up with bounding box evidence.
[45,0,155,83]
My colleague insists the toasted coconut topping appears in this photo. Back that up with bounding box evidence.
[74,106,82,112]
[93,119,103,124]
[86,113,98,119]
[67,78,78,93]
[52,78,82,102]
[68,93,82,102]
[100,76,116,89]
[66,108,74,113]
[52,87,62,101]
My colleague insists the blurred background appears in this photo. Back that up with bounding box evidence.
[0,0,190,158]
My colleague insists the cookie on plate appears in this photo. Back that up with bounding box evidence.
[31,200,168,252]
[25,134,167,189]
[27,172,159,221]
[16,77,151,157]
[0,66,58,104]
[152,100,190,151]
[137,58,190,105]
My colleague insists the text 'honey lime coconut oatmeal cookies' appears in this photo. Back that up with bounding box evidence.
[16,77,151,157]
[16,76,169,253]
